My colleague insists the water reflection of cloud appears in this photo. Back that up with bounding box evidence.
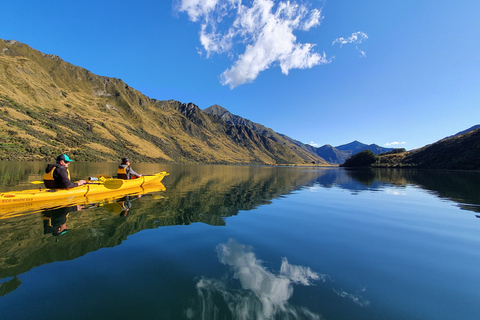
[188,239,370,319]
[190,239,322,319]
[218,240,323,315]
[384,188,407,196]
[333,287,370,307]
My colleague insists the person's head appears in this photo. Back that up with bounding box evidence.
[121,157,130,165]
[56,154,73,167]
[43,209,70,236]
[52,223,69,236]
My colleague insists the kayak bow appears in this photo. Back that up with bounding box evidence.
[0,171,169,218]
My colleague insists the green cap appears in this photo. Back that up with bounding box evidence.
[56,154,74,163]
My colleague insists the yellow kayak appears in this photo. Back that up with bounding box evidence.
[0,172,169,218]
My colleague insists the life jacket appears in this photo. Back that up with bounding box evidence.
[42,207,76,235]
[43,164,71,188]
[42,212,69,228]
[117,166,129,179]
[43,214,69,235]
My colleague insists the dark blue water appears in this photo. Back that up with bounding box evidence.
[1,164,479,319]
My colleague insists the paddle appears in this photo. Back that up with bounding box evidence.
[30,179,124,189]
[142,171,169,177]
[96,175,112,179]
[93,179,123,189]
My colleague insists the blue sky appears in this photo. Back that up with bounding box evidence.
[2,0,479,149]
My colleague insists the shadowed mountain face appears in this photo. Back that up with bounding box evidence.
[2,38,475,169]
[203,105,328,165]
[335,140,392,154]
[310,144,350,164]
[447,125,480,139]
[203,106,393,165]
[402,127,480,170]
[0,39,327,165]
[335,126,480,170]
[331,141,394,163]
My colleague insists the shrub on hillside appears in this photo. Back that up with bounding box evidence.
[340,150,378,167]
[380,148,407,155]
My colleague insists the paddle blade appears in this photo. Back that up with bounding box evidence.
[103,179,124,189]
[31,181,44,184]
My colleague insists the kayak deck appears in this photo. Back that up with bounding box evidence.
[0,181,167,220]
[0,172,169,214]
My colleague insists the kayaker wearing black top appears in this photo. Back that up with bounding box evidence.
[117,157,142,179]
[44,154,86,188]
[42,205,78,236]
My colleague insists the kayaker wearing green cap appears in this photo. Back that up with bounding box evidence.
[43,154,86,188]
[42,206,78,236]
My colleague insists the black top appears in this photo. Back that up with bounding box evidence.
[45,164,78,188]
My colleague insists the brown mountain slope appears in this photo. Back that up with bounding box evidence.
[0,39,327,165]
[203,105,328,164]
[340,127,480,170]
[402,127,480,170]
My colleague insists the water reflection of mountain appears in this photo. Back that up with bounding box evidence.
[2,165,479,284]
[312,169,388,192]
[340,168,480,213]
[0,166,329,280]
[397,169,480,213]
[161,165,334,226]
[0,161,47,191]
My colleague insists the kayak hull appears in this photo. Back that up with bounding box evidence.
[0,172,168,218]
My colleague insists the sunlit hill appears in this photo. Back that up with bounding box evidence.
[0,39,328,165]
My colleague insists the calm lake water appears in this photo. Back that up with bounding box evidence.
[1,162,479,320]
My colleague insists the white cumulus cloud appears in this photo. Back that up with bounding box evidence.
[332,31,368,57]
[332,31,368,47]
[178,0,329,88]
[385,141,407,147]
[178,0,220,22]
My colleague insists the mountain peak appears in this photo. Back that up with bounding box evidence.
[0,38,329,165]
[203,105,230,117]
[335,141,367,151]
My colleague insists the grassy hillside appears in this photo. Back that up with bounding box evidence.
[341,128,480,170]
[0,39,328,165]
[402,128,480,170]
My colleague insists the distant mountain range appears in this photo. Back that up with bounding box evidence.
[204,105,393,164]
[0,38,478,169]
[340,125,480,170]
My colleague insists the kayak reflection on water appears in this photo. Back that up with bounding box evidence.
[0,174,168,220]
[40,192,146,237]
[42,205,83,237]
[102,194,143,217]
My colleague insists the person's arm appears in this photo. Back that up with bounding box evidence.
[127,167,142,177]
[55,168,80,188]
